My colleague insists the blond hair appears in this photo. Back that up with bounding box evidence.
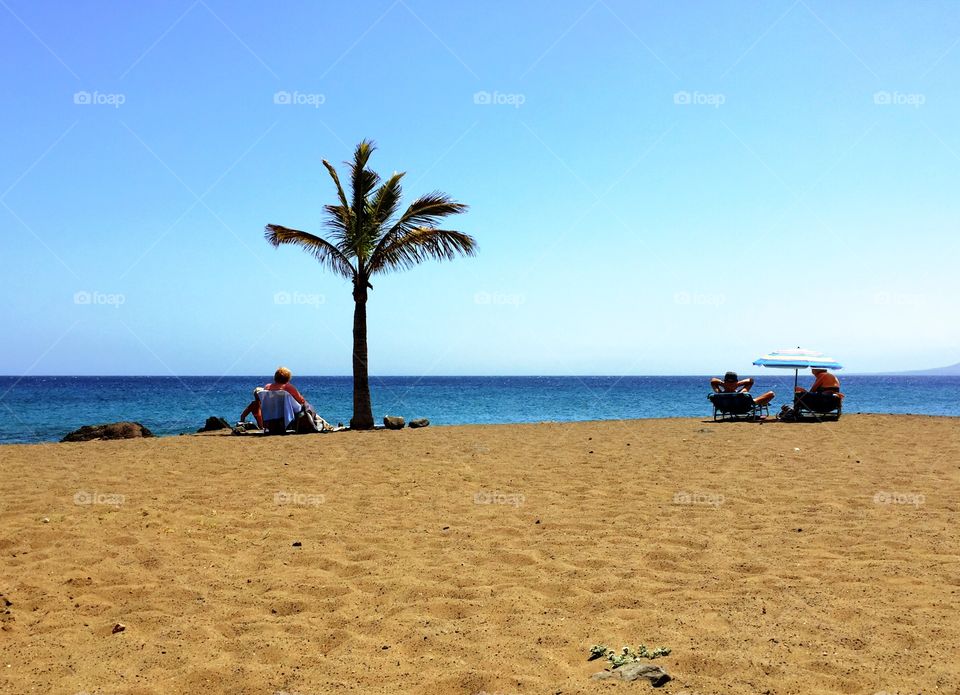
[274,366,292,384]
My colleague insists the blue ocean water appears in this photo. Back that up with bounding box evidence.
[0,375,957,445]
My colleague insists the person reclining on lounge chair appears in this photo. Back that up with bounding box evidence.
[710,371,775,406]
[795,368,844,399]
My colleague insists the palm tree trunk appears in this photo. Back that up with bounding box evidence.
[350,280,375,429]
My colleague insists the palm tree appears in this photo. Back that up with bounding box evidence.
[264,140,476,430]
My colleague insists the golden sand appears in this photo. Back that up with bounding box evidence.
[1,415,958,694]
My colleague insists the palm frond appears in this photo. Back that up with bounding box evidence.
[322,204,353,250]
[370,172,405,228]
[395,192,469,229]
[368,227,476,275]
[349,140,380,219]
[368,192,468,267]
[321,159,355,251]
[322,159,351,214]
[264,224,356,280]
[340,140,381,261]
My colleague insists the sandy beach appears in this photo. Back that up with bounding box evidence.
[1,415,958,694]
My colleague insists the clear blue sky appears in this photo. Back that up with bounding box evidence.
[2,0,958,376]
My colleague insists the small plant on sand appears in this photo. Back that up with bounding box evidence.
[588,643,671,667]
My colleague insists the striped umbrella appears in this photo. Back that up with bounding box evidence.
[753,348,843,391]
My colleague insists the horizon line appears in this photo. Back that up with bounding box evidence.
[0,372,945,378]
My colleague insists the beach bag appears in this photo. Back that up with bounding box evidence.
[777,405,797,422]
[295,405,321,434]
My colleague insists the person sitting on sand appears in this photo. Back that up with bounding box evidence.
[710,371,775,406]
[239,387,265,429]
[265,367,333,432]
[795,368,843,399]
[265,366,307,405]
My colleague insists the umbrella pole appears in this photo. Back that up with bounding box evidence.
[794,347,800,396]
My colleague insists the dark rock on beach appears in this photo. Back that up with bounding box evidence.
[591,661,671,687]
[197,416,231,433]
[61,422,154,443]
[409,418,430,429]
[383,416,405,430]
[0,593,12,631]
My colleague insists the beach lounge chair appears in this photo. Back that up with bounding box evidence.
[258,389,302,435]
[793,391,842,421]
[708,392,769,421]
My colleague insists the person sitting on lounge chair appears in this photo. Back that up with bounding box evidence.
[795,368,843,399]
[710,371,775,406]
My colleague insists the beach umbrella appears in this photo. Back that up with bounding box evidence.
[753,347,843,391]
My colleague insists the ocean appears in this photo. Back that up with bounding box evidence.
[0,375,957,445]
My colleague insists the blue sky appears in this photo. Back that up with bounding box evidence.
[1,0,958,376]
